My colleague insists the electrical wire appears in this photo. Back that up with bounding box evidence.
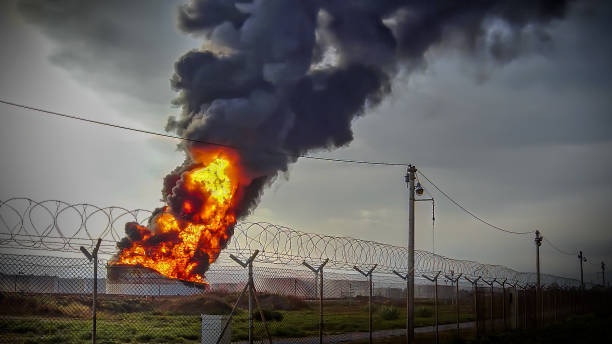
[0,99,410,167]
[543,237,576,256]
[417,170,534,235]
[1,99,581,244]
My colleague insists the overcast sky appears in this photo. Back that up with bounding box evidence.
[0,0,610,283]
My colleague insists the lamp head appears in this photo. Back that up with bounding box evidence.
[415,182,424,196]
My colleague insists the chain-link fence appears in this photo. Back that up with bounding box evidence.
[2,197,609,343]
[2,253,608,344]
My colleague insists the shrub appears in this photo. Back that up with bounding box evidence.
[100,299,153,313]
[164,295,232,315]
[416,306,433,317]
[241,294,309,311]
[254,309,283,322]
[361,304,380,313]
[378,305,400,320]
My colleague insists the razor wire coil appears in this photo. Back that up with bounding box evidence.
[0,197,579,287]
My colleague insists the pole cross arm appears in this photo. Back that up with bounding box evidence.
[303,258,329,273]
[354,264,377,277]
[464,276,481,285]
[92,238,102,257]
[481,278,496,287]
[422,271,442,282]
[495,278,508,287]
[230,250,260,268]
[444,273,462,282]
[80,238,102,262]
[80,247,93,261]
[393,270,408,280]
[303,261,316,273]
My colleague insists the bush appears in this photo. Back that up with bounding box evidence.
[416,306,433,317]
[164,295,232,315]
[100,299,153,313]
[254,309,283,322]
[241,294,309,311]
[361,304,380,313]
[378,305,400,320]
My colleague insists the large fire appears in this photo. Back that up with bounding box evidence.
[114,147,249,284]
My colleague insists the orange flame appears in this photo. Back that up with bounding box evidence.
[115,147,248,284]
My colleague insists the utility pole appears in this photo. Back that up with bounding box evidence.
[578,251,585,290]
[406,165,417,342]
[534,230,543,327]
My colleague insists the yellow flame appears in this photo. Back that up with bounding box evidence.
[116,156,238,284]
[188,158,232,203]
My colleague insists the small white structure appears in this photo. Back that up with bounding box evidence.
[201,314,230,344]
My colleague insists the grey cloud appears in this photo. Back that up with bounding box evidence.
[16,0,194,107]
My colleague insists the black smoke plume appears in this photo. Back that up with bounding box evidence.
[165,0,573,216]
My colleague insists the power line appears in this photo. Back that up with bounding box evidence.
[417,170,534,235]
[1,99,576,242]
[543,237,576,256]
[0,99,410,167]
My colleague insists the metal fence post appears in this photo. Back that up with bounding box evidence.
[226,250,272,344]
[552,289,558,322]
[444,273,462,337]
[495,279,507,330]
[523,285,530,329]
[354,264,377,344]
[393,269,411,340]
[80,238,101,344]
[248,258,254,343]
[423,272,441,344]
[304,259,329,344]
[510,282,518,329]
[464,276,481,338]
[540,284,546,326]
[481,279,496,333]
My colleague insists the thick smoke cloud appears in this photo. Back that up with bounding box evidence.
[166,0,573,217]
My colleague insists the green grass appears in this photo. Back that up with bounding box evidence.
[0,294,476,343]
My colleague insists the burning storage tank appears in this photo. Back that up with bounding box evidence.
[106,263,205,296]
[112,147,253,286]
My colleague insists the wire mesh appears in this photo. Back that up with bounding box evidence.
[0,253,602,344]
[0,197,598,343]
[0,197,581,287]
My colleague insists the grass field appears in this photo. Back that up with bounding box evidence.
[0,292,477,343]
[350,312,612,344]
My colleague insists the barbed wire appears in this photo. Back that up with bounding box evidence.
[0,197,579,287]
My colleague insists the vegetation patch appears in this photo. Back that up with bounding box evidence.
[378,305,400,320]
[254,309,284,322]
